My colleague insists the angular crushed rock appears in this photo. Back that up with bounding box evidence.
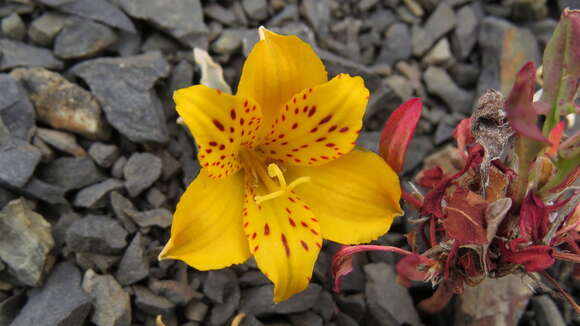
[38,156,105,191]
[0,39,63,71]
[0,137,42,188]
[123,152,162,197]
[0,73,36,143]
[65,215,128,254]
[115,233,149,286]
[83,269,132,326]
[54,18,118,59]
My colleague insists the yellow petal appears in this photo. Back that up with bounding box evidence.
[237,28,327,131]
[285,150,403,244]
[159,169,250,269]
[174,85,263,179]
[258,74,369,166]
[242,175,322,302]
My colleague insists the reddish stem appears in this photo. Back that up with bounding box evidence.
[338,245,435,265]
[402,190,423,209]
[540,270,580,313]
[553,251,580,264]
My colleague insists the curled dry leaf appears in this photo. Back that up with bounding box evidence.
[193,48,232,94]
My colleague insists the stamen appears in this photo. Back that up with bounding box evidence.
[254,163,310,204]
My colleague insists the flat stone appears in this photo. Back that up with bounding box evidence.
[0,74,36,142]
[141,32,179,54]
[28,12,67,46]
[66,215,127,254]
[449,63,480,88]
[115,233,149,286]
[36,128,87,157]
[242,0,268,20]
[0,138,41,188]
[289,311,323,326]
[89,142,120,168]
[376,22,412,66]
[38,0,136,33]
[127,208,172,229]
[0,187,16,208]
[0,198,54,287]
[133,285,175,316]
[10,263,91,326]
[123,152,162,197]
[301,0,330,35]
[75,252,119,274]
[71,52,170,144]
[146,187,166,208]
[111,156,127,179]
[412,3,456,56]
[119,0,207,47]
[422,37,451,65]
[83,269,132,326]
[512,0,547,22]
[73,178,124,208]
[403,135,433,173]
[451,5,479,59]
[477,16,540,96]
[0,293,26,326]
[150,279,196,306]
[240,284,322,316]
[424,66,474,115]
[38,157,105,191]
[11,67,110,140]
[1,13,25,40]
[211,29,243,54]
[20,178,67,204]
[530,295,566,326]
[109,191,138,233]
[203,270,238,303]
[204,4,237,26]
[365,263,423,326]
[54,18,117,59]
[184,300,208,322]
[209,283,240,325]
[0,39,63,71]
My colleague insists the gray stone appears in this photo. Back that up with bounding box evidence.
[239,270,269,288]
[75,252,119,274]
[269,4,299,26]
[0,39,63,71]
[424,66,474,115]
[1,13,25,40]
[123,152,162,197]
[128,208,172,228]
[133,285,175,316]
[109,191,138,233]
[204,4,237,26]
[0,2,34,17]
[335,294,366,322]
[512,0,547,22]
[71,52,170,144]
[169,60,194,92]
[435,117,457,145]
[412,3,456,56]
[240,284,322,316]
[0,74,36,142]
[141,33,179,54]
[10,263,91,326]
[73,178,124,208]
[209,283,240,325]
[527,18,558,47]
[449,63,480,88]
[451,5,479,59]
[21,178,67,204]
[203,270,237,303]
[28,12,67,46]
[365,263,423,326]
[356,131,380,153]
[0,293,25,326]
[359,0,379,11]
[115,233,149,286]
[318,48,382,92]
[0,138,41,188]
[377,22,412,66]
[0,187,15,209]
[366,9,396,35]
[10,67,110,140]
[66,215,128,254]
[89,142,120,168]
[38,157,105,191]
[301,0,330,35]
[113,31,141,57]
[477,17,540,96]
[184,301,208,322]
[558,0,580,10]
[530,295,566,326]
[38,0,136,33]
[0,198,54,287]
[404,135,433,173]
[422,37,451,65]
[150,279,196,306]
[146,187,166,208]
[111,156,127,179]
[335,312,359,326]
[211,29,243,54]
[83,269,132,326]
[36,128,87,157]
[54,18,117,59]
[119,0,207,47]
[242,0,268,20]
[32,136,55,162]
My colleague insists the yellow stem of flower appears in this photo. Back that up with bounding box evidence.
[254,163,310,205]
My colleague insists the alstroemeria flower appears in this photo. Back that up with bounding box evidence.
[159,28,402,302]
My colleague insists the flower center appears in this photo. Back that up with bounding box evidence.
[254,163,310,204]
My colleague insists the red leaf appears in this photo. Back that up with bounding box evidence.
[452,118,474,159]
[418,166,445,189]
[379,98,423,174]
[547,121,566,156]
[444,189,489,245]
[519,192,572,242]
[504,62,550,144]
[504,243,555,272]
[331,245,354,293]
[396,254,429,287]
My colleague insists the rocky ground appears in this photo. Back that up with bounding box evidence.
[0,0,578,325]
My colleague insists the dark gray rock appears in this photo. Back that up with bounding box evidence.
[477,17,540,96]
[0,187,15,208]
[0,74,36,142]
[109,191,138,233]
[558,0,580,10]
[239,270,270,288]
[512,0,547,22]
[204,4,237,26]
[335,294,366,322]
[150,279,196,306]
[111,156,127,179]
[73,178,124,208]
[403,135,433,173]
[242,0,268,21]
[0,138,41,188]
[451,5,479,59]
[203,269,238,303]
[119,0,207,47]
[89,143,120,168]
[1,13,25,40]
[356,131,380,153]
[376,23,411,66]
[10,67,110,140]
[82,269,132,326]
[38,157,105,191]
[0,198,54,287]
[128,208,172,228]
[21,178,67,204]
[364,263,423,326]
[141,33,179,54]
[66,215,128,254]
[75,252,119,274]
[424,66,474,115]
[301,0,331,35]
[38,0,136,33]
[0,293,25,326]
[527,18,558,47]
[115,233,149,286]
[318,49,382,92]
[184,300,208,322]
[289,312,323,326]
[35,128,87,157]
[54,18,117,59]
[269,4,299,26]
[312,290,336,321]
[335,312,359,326]
[435,116,460,145]
[123,152,162,197]
[133,285,175,316]
[449,63,480,89]
[211,29,243,54]
[530,295,566,326]
[113,31,141,57]
[71,52,170,144]
[209,283,240,325]
[240,284,322,316]
[0,39,63,71]
[422,38,451,65]
[28,12,67,46]
[412,3,456,56]
[10,263,91,326]
[145,187,166,208]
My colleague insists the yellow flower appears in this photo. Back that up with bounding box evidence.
[159,27,402,302]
